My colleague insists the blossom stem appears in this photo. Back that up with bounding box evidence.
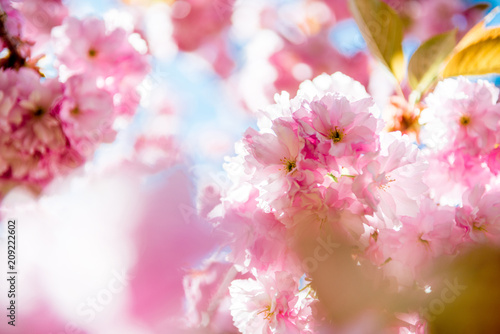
[0,6,26,70]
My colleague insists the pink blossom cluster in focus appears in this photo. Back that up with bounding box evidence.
[186,72,500,333]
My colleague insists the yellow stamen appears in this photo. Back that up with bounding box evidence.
[378,175,396,191]
[280,157,296,173]
[460,115,471,126]
[257,305,274,320]
[88,48,98,57]
[70,107,80,116]
[473,222,487,232]
[328,127,344,143]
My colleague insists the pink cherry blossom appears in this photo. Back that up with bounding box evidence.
[417,78,500,205]
[4,0,500,328]
[59,74,114,135]
[486,147,500,176]
[53,16,149,81]
[242,118,313,209]
[295,93,380,165]
[229,271,313,334]
[353,132,428,225]
[420,77,500,156]
[0,0,24,45]
[372,199,461,284]
[0,5,150,197]
[285,186,366,238]
[0,68,68,190]
[212,189,300,275]
[423,149,492,205]
[183,260,246,332]
[13,0,68,46]
[456,185,500,244]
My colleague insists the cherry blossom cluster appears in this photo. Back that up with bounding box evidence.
[420,78,500,204]
[188,72,500,333]
[0,0,149,196]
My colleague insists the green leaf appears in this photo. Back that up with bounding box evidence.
[443,38,500,77]
[408,29,457,93]
[442,8,500,78]
[349,0,405,82]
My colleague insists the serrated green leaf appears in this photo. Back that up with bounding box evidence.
[408,29,457,93]
[349,0,405,82]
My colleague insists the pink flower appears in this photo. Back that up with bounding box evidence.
[213,70,500,332]
[213,190,300,275]
[353,132,428,225]
[424,149,492,205]
[184,260,244,332]
[15,77,64,148]
[0,0,24,43]
[59,74,114,134]
[399,200,460,262]
[229,271,312,334]
[0,69,19,127]
[242,118,317,209]
[420,78,500,156]
[244,118,301,176]
[57,74,118,159]
[486,147,500,176]
[374,199,461,283]
[52,16,149,119]
[296,93,380,165]
[14,0,68,46]
[53,17,149,80]
[0,68,70,190]
[286,187,366,238]
[456,185,500,244]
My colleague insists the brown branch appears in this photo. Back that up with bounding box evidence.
[0,7,26,70]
